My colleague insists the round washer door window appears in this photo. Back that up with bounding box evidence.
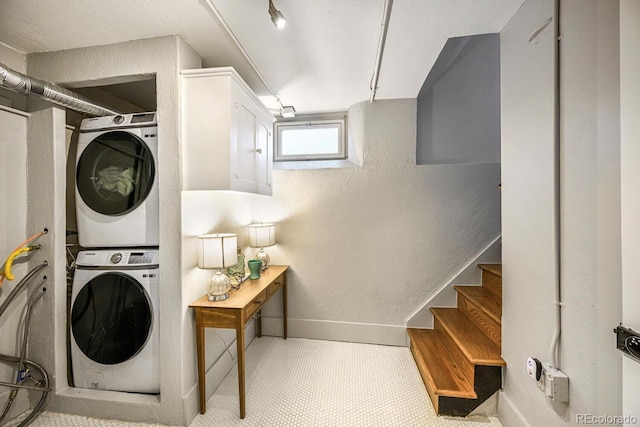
[76,131,155,216]
[71,272,153,365]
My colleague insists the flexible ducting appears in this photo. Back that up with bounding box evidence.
[0,63,119,116]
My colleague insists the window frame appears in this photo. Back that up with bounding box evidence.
[274,118,347,162]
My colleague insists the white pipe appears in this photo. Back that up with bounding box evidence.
[549,0,562,370]
[203,0,286,110]
[0,63,119,116]
[369,0,394,102]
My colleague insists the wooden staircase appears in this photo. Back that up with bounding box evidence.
[408,264,504,417]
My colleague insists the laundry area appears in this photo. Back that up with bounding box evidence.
[0,37,194,425]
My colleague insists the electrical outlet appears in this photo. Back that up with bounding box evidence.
[542,363,569,402]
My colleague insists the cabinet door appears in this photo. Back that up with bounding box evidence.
[257,122,272,195]
[232,104,259,193]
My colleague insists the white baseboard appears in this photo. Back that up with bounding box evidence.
[406,236,501,328]
[497,391,530,427]
[261,317,408,347]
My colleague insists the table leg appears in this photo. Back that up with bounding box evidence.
[283,274,288,339]
[256,310,262,337]
[236,319,246,419]
[195,311,206,414]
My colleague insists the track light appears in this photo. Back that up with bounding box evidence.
[280,106,296,118]
[269,0,286,29]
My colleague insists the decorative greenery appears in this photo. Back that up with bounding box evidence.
[227,249,246,289]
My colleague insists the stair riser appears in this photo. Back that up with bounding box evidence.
[437,365,502,416]
[482,271,502,295]
[457,293,501,349]
[409,340,440,414]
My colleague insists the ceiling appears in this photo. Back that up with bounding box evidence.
[0,0,524,115]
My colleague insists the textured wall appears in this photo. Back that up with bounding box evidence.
[620,0,640,421]
[500,0,622,425]
[267,99,501,335]
[0,108,29,417]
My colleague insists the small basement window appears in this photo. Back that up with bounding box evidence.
[275,118,346,161]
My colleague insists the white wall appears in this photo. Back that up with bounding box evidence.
[0,107,30,419]
[500,0,622,424]
[560,0,622,420]
[620,0,640,422]
[0,43,28,110]
[267,99,501,342]
[24,36,201,425]
[500,1,559,422]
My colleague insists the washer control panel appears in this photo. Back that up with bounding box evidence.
[77,249,159,267]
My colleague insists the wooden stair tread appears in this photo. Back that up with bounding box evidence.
[431,308,506,366]
[407,328,476,399]
[478,263,502,278]
[454,285,502,324]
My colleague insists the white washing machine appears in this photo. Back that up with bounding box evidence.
[75,112,158,248]
[70,249,159,394]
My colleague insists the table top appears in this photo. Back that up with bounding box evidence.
[189,265,289,309]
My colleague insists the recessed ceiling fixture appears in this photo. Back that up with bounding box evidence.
[280,106,296,118]
[269,0,287,29]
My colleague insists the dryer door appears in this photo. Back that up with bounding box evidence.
[76,131,155,216]
[71,272,153,365]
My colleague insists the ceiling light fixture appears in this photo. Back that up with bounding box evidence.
[280,106,296,118]
[269,0,287,29]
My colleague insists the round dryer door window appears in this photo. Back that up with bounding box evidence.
[71,272,153,365]
[76,131,155,216]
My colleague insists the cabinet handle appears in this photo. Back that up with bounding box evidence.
[256,148,263,154]
[255,299,263,304]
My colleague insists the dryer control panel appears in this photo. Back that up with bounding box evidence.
[80,112,157,131]
[76,249,159,268]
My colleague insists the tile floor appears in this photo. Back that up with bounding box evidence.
[9,337,502,427]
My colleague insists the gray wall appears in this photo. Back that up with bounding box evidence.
[416,34,500,165]
[499,0,622,425]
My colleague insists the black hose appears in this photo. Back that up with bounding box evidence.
[0,262,48,319]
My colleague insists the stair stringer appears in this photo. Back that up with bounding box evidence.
[406,235,501,328]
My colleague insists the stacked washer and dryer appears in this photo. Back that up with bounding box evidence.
[70,113,160,394]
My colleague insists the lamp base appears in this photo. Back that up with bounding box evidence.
[206,270,232,301]
[256,248,270,271]
[207,292,229,301]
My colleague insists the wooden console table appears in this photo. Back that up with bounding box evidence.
[189,265,289,419]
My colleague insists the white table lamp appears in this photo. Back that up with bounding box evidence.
[197,233,238,301]
[248,223,275,270]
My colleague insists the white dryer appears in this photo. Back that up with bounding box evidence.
[75,112,158,248]
[70,249,159,394]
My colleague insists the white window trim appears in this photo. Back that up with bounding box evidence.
[274,118,346,161]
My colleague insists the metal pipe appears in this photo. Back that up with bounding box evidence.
[0,354,49,427]
[369,0,394,102]
[0,262,47,320]
[0,63,119,116]
[549,0,563,370]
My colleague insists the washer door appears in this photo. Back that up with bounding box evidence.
[71,272,153,365]
[76,131,155,216]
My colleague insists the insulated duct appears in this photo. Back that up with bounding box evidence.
[0,63,119,116]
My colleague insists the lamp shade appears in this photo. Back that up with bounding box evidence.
[196,233,238,269]
[248,223,276,248]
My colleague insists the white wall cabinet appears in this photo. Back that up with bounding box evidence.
[181,67,275,195]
